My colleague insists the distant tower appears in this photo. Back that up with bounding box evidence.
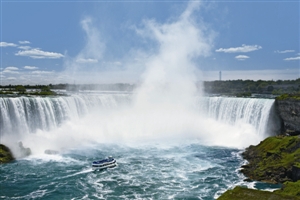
[219,71,222,81]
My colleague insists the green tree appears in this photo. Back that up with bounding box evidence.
[41,86,51,92]
[15,85,26,94]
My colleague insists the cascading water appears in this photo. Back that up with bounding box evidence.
[0,1,283,198]
[0,94,282,199]
[0,94,279,151]
[0,94,131,136]
[198,97,278,137]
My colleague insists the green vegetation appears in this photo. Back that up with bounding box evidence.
[203,78,300,96]
[1,78,299,96]
[0,90,14,95]
[0,144,14,164]
[217,186,300,200]
[0,85,57,96]
[15,85,26,94]
[276,94,300,101]
[241,136,300,183]
[0,83,136,95]
[275,181,300,197]
[217,136,300,199]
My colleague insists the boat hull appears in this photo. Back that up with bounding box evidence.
[92,158,117,170]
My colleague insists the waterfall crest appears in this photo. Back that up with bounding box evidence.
[0,94,130,136]
[0,94,280,150]
[198,97,278,137]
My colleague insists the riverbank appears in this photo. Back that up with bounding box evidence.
[217,135,300,199]
[218,95,300,199]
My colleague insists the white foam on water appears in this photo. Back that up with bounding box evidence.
[22,153,85,165]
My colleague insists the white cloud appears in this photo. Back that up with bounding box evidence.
[2,66,19,74]
[4,66,19,71]
[24,66,38,70]
[235,55,250,61]
[76,58,98,63]
[216,44,262,53]
[18,46,31,50]
[0,42,17,47]
[15,48,64,59]
[32,70,54,74]
[7,77,17,80]
[19,40,31,44]
[284,56,300,61]
[3,70,19,74]
[275,50,295,54]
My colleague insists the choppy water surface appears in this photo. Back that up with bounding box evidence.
[0,94,281,199]
[1,143,249,200]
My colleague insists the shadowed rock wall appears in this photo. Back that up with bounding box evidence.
[276,98,300,135]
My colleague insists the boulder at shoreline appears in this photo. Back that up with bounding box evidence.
[0,144,14,163]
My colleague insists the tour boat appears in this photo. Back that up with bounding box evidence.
[92,156,116,170]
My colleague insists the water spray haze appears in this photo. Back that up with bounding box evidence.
[135,1,213,109]
[1,2,274,157]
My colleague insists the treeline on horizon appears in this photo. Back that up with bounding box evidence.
[0,78,300,96]
[203,78,300,96]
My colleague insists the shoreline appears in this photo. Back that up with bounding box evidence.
[218,95,300,199]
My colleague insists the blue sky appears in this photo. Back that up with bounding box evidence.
[0,0,299,85]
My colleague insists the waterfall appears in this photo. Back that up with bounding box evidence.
[0,94,131,137]
[0,94,280,149]
[198,97,280,137]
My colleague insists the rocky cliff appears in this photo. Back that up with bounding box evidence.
[276,95,300,136]
[240,136,300,183]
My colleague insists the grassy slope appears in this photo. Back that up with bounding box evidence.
[218,186,300,200]
[241,136,300,183]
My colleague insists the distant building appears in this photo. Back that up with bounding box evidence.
[219,71,222,81]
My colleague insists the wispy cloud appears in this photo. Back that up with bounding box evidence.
[32,70,54,74]
[216,44,262,53]
[275,50,295,54]
[15,48,64,59]
[18,46,31,50]
[4,66,19,71]
[75,58,98,64]
[64,17,105,72]
[235,55,249,61]
[3,66,19,74]
[24,66,38,70]
[19,40,31,44]
[0,42,17,47]
[284,56,300,61]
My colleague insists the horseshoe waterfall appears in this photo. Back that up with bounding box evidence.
[0,93,281,199]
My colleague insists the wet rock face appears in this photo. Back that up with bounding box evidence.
[0,144,14,163]
[276,99,300,135]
